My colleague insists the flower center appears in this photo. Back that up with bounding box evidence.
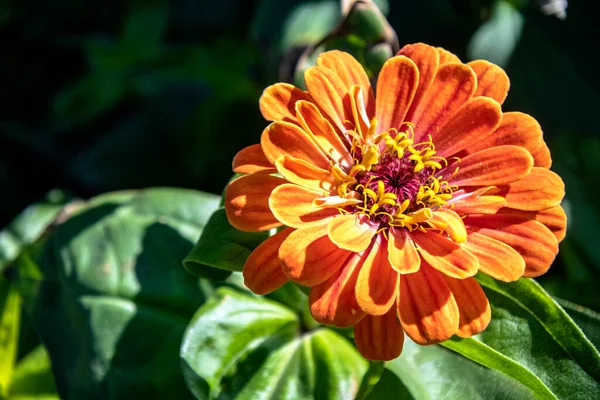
[332,121,457,230]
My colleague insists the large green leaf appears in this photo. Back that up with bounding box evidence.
[367,337,536,400]
[441,275,600,399]
[559,298,600,350]
[13,188,220,399]
[183,208,269,280]
[180,287,368,400]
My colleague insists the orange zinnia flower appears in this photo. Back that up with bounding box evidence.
[225,43,566,361]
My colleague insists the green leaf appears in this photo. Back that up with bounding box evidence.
[53,73,128,126]
[120,0,168,62]
[8,346,58,400]
[0,280,21,397]
[13,188,220,399]
[559,298,600,350]
[466,1,524,67]
[180,287,368,400]
[441,338,556,400]
[183,208,269,279]
[451,275,600,399]
[0,190,68,273]
[369,337,537,400]
[281,2,340,51]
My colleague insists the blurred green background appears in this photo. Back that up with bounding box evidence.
[1,0,599,313]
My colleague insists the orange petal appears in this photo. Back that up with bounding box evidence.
[232,144,276,174]
[461,231,525,282]
[398,43,440,124]
[349,85,371,140]
[225,174,285,231]
[304,66,352,134]
[468,60,510,104]
[464,214,558,278]
[275,155,337,193]
[398,262,459,345]
[328,214,378,252]
[462,112,542,157]
[356,234,399,315]
[498,206,567,243]
[433,97,503,158]
[375,55,419,132]
[497,167,565,211]
[451,145,533,186]
[427,209,468,243]
[530,140,552,168]
[437,47,461,64]
[317,50,375,117]
[411,231,479,279]
[295,100,353,169]
[261,121,331,170]
[313,195,362,208]
[450,187,507,215]
[259,83,312,124]
[279,220,352,286]
[243,228,294,294]
[269,184,339,228]
[411,63,477,141]
[388,228,420,274]
[354,308,404,361]
[309,252,366,327]
[442,276,491,338]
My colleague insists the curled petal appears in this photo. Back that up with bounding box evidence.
[225,174,285,231]
[295,100,353,169]
[243,228,294,294]
[328,214,378,252]
[269,184,338,228]
[280,219,351,286]
[450,187,507,215]
[464,214,558,278]
[304,66,352,134]
[259,83,312,124]
[398,43,440,123]
[497,167,565,211]
[388,228,420,274]
[356,234,399,315]
[461,231,525,282]
[451,145,533,186]
[427,209,468,243]
[375,55,419,132]
[442,276,491,338]
[317,50,375,117]
[433,96,503,158]
[309,252,366,327]
[275,156,337,193]
[261,122,331,170]
[411,63,477,141]
[468,60,510,104]
[232,144,275,174]
[411,231,479,279]
[354,308,404,361]
[398,262,459,345]
[498,206,567,242]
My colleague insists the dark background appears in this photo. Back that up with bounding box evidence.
[1,0,599,309]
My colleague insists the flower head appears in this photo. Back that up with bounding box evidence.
[225,43,566,361]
